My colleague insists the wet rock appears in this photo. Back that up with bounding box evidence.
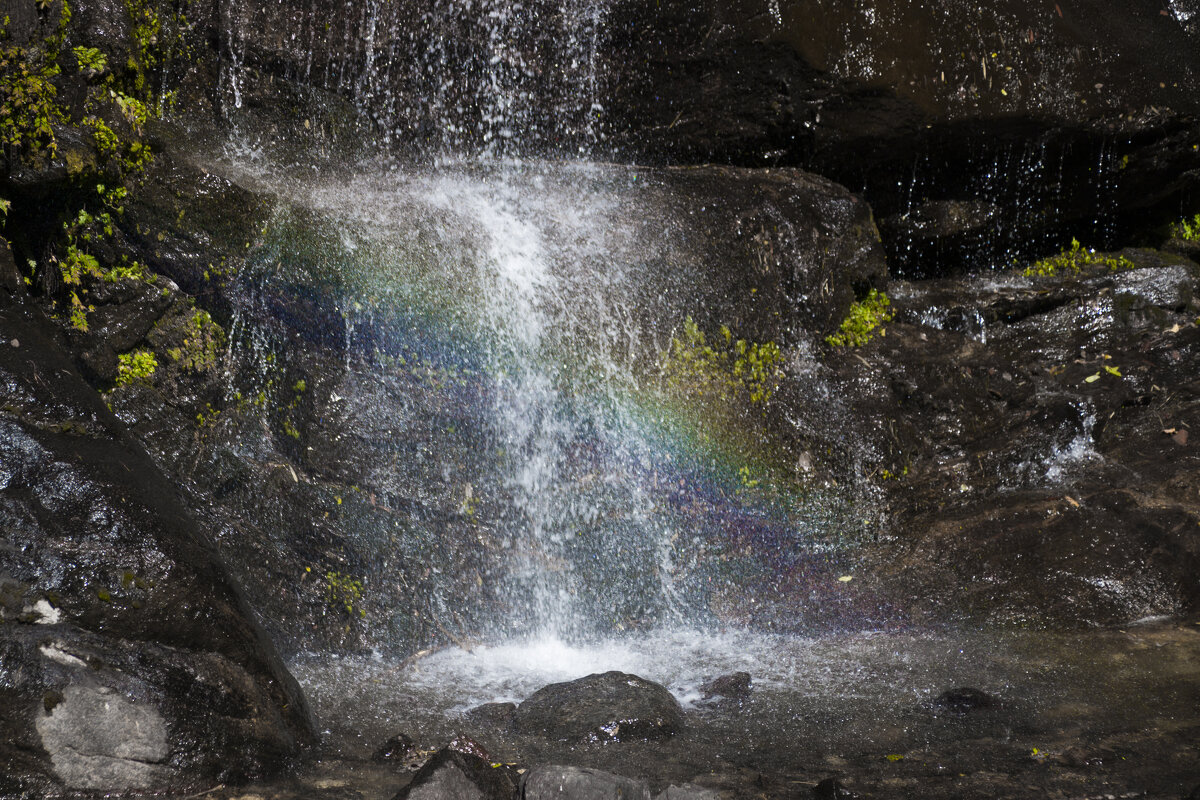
[878,200,1002,275]
[392,747,516,800]
[1050,745,1115,767]
[882,201,1001,242]
[934,688,999,713]
[0,300,312,792]
[829,253,1200,628]
[699,671,752,701]
[655,784,722,800]
[35,683,175,789]
[1165,237,1200,263]
[447,733,491,761]
[373,733,416,764]
[812,778,857,799]
[512,671,683,743]
[465,702,517,728]
[0,237,20,294]
[521,765,651,800]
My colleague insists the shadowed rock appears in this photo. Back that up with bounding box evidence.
[391,748,516,800]
[465,702,517,729]
[934,687,999,713]
[699,672,752,701]
[373,732,415,764]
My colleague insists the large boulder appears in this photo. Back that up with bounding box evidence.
[819,247,1200,627]
[0,296,313,794]
[512,671,683,742]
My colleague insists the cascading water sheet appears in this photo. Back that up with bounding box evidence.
[221,156,880,649]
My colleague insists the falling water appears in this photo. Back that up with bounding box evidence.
[217,0,608,156]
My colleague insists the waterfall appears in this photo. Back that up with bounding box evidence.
[217,0,608,157]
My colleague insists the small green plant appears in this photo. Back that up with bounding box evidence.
[1023,238,1135,277]
[0,41,66,157]
[826,289,894,347]
[59,241,102,286]
[71,45,106,76]
[1169,214,1200,242]
[660,317,783,404]
[167,309,223,372]
[737,465,760,489]
[195,402,220,428]
[114,349,157,387]
[323,570,366,618]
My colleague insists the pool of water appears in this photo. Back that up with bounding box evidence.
[288,621,1200,797]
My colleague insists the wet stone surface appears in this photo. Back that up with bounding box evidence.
[511,671,684,743]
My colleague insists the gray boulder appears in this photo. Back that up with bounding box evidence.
[522,765,651,800]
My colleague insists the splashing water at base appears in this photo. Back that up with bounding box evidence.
[291,623,1200,774]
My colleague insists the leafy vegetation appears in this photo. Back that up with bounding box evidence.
[323,570,366,619]
[167,309,223,372]
[114,349,157,387]
[826,289,893,347]
[660,317,783,404]
[71,45,106,76]
[1170,214,1200,242]
[0,6,69,158]
[1022,238,1135,277]
[1,0,197,331]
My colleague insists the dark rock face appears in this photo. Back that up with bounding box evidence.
[392,748,517,800]
[597,0,1200,275]
[373,732,416,763]
[812,778,857,800]
[0,299,312,793]
[465,702,517,728]
[512,672,683,743]
[645,165,887,339]
[699,672,752,701]
[601,0,1200,141]
[522,765,652,800]
[831,248,1200,627]
[934,687,999,713]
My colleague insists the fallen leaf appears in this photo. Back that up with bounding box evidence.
[838,575,853,583]
[1064,496,1080,507]
[1055,4,1063,17]
[1084,373,1101,383]
[1174,429,1189,446]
